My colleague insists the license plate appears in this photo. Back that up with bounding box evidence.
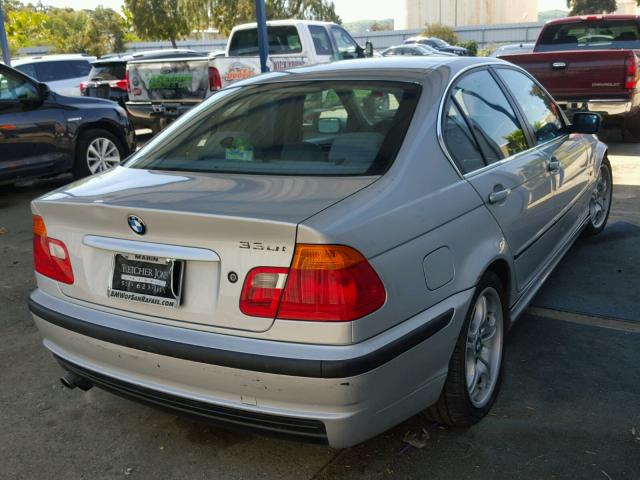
[108,253,184,308]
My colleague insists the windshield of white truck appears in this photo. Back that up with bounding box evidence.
[127,81,421,176]
[537,19,640,51]
[228,26,303,56]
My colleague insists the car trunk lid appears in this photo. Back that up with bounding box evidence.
[32,167,376,332]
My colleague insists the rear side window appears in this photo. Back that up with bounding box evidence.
[32,60,91,81]
[443,103,485,174]
[14,63,37,79]
[497,68,565,144]
[537,19,640,51]
[308,25,333,55]
[447,69,528,165]
[228,26,303,56]
[127,81,421,176]
[89,62,126,81]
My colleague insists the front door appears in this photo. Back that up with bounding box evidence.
[0,66,66,181]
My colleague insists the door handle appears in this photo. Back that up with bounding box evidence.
[488,188,511,204]
[548,157,561,172]
[552,62,567,70]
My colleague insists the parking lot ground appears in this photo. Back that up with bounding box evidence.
[1,139,639,480]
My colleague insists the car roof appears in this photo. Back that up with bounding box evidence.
[232,19,336,30]
[13,54,95,65]
[230,57,505,88]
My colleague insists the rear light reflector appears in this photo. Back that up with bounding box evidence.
[208,66,222,91]
[625,54,638,90]
[239,245,386,322]
[33,215,74,284]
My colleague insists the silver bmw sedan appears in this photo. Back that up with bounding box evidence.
[28,57,611,448]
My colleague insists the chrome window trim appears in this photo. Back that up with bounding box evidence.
[436,61,568,180]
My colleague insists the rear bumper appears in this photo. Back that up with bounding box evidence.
[126,101,200,120]
[557,96,640,120]
[28,288,472,447]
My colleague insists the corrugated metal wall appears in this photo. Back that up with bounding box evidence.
[123,22,545,54]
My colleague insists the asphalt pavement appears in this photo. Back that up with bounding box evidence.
[1,137,638,480]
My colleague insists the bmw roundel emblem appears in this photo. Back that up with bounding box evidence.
[127,215,146,235]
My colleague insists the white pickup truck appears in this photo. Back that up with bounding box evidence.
[126,20,372,124]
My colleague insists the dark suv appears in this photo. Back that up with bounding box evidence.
[82,50,206,132]
[403,37,469,56]
[0,63,135,183]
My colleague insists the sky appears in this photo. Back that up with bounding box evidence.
[39,0,569,22]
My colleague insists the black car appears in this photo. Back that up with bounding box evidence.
[82,49,206,133]
[404,37,469,56]
[0,63,135,183]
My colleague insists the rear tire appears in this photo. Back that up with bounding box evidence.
[425,271,506,427]
[73,129,125,179]
[583,158,612,237]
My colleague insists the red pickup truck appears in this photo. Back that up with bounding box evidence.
[504,15,640,141]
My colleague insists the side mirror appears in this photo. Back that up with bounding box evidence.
[569,112,600,134]
[365,41,374,57]
[318,117,341,134]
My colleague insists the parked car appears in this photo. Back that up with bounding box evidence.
[126,20,373,125]
[504,15,640,141]
[404,36,469,56]
[12,54,96,97]
[490,43,536,57]
[382,44,456,57]
[28,56,610,448]
[0,63,135,183]
[82,50,206,132]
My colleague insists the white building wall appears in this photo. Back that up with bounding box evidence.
[395,0,538,30]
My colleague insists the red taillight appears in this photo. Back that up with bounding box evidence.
[109,79,129,91]
[239,245,386,322]
[208,66,222,91]
[240,267,289,318]
[125,70,131,93]
[80,82,87,94]
[33,215,74,284]
[625,54,638,90]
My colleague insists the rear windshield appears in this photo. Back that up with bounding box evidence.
[537,19,640,51]
[127,81,421,176]
[15,60,92,81]
[89,62,126,81]
[228,26,303,56]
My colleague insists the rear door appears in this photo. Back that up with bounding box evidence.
[0,66,67,180]
[442,67,560,291]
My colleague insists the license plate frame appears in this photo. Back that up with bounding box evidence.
[108,253,184,308]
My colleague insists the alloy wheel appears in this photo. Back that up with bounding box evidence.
[465,287,504,408]
[86,137,121,174]
[589,164,611,230]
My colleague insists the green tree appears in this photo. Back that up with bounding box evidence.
[566,0,616,15]
[181,0,340,37]
[125,0,192,48]
[421,23,458,44]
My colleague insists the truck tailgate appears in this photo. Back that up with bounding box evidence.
[505,50,633,101]
[127,58,210,103]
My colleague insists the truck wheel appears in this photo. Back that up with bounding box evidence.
[425,271,506,427]
[73,129,125,179]
[583,158,612,237]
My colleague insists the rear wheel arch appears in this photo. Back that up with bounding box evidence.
[483,258,513,325]
[74,120,128,157]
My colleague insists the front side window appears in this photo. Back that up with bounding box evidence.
[309,25,333,55]
[0,69,39,101]
[228,26,303,56]
[497,69,565,144]
[449,70,528,163]
[127,81,420,176]
[330,27,359,59]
